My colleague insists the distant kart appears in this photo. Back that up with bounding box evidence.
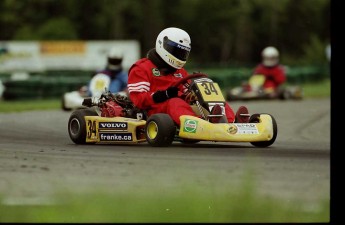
[225,74,303,101]
[61,86,89,111]
[68,73,278,148]
[62,73,126,111]
[0,79,5,99]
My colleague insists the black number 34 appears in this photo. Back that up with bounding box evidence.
[87,120,97,138]
[201,82,218,95]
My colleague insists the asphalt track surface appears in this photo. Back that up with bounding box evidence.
[0,98,330,209]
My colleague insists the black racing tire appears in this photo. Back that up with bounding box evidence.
[225,90,232,101]
[68,108,98,144]
[145,113,176,147]
[225,90,240,101]
[281,90,292,100]
[249,113,261,123]
[250,113,278,148]
[61,95,72,111]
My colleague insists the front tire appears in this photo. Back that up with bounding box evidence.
[250,113,278,147]
[68,108,98,144]
[145,113,176,147]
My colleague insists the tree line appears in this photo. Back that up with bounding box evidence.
[0,0,330,66]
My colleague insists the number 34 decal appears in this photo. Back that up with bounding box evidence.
[87,120,97,139]
[196,82,225,102]
[200,82,218,95]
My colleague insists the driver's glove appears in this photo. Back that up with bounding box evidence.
[152,86,179,103]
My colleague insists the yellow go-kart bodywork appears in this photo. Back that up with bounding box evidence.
[179,114,274,143]
[84,116,147,144]
[69,112,275,146]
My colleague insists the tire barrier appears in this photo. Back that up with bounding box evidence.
[2,75,90,100]
[0,65,329,100]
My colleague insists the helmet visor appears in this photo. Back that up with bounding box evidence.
[108,57,122,66]
[263,56,278,66]
[163,37,190,61]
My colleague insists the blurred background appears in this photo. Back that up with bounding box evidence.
[0,0,330,101]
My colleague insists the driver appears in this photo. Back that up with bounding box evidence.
[87,47,128,97]
[127,27,248,125]
[252,46,286,91]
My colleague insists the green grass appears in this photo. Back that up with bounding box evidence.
[301,79,330,98]
[0,99,61,113]
[0,79,330,113]
[0,182,329,223]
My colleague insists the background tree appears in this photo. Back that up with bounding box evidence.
[0,0,330,66]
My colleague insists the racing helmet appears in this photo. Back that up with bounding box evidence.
[262,46,279,67]
[107,47,123,70]
[155,27,191,69]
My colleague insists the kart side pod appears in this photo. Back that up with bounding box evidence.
[178,114,277,144]
[84,116,147,143]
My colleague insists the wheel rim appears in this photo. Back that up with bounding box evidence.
[146,121,158,139]
[69,118,81,136]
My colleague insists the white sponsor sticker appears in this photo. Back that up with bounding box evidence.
[100,133,132,141]
[235,123,259,134]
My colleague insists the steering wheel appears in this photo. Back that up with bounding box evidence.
[173,73,208,102]
[173,73,208,88]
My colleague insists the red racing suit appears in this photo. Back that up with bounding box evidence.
[253,64,286,89]
[127,58,235,125]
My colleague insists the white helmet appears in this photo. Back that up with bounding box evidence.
[155,27,191,69]
[107,47,123,70]
[262,46,279,67]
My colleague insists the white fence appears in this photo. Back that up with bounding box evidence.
[0,40,141,72]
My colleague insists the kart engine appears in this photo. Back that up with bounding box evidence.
[97,91,143,119]
[100,100,124,117]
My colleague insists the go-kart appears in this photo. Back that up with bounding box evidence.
[68,73,278,147]
[62,85,89,111]
[225,74,303,101]
[62,73,127,111]
[0,79,5,99]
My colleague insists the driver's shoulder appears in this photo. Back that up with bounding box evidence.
[129,58,154,74]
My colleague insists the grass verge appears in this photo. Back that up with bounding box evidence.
[301,79,330,98]
[0,98,61,113]
[0,181,329,223]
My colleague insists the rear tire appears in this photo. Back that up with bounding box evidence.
[145,113,176,147]
[68,108,98,144]
[281,90,291,100]
[226,90,240,101]
[250,113,278,147]
[62,95,72,111]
